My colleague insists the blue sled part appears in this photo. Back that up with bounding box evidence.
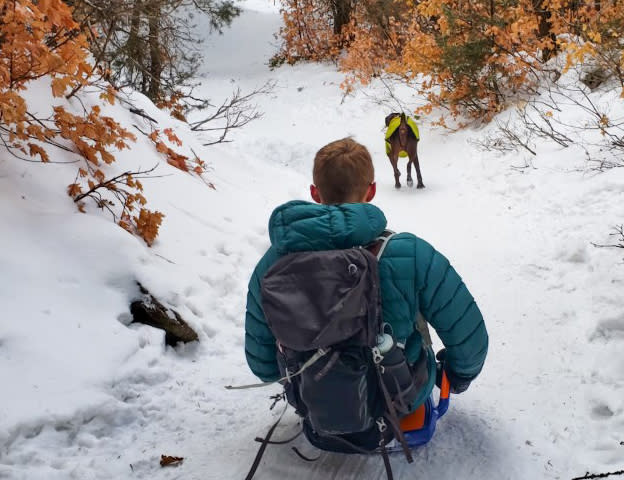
[387,394,450,452]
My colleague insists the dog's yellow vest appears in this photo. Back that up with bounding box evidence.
[385,116,420,157]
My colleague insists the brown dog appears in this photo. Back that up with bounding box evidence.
[385,113,424,189]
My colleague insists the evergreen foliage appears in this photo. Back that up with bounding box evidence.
[68,0,240,108]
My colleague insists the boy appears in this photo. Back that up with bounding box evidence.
[245,138,488,425]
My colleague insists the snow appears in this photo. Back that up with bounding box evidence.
[1,1,624,479]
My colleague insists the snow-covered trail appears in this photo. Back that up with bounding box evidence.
[2,2,623,480]
[192,4,624,479]
[185,5,623,479]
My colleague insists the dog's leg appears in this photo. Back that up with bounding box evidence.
[389,154,401,189]
[413,142,425,189]
[407,159,414,188]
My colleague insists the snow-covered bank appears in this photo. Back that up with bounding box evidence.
[0,77,302,479]
[2,1,624,479]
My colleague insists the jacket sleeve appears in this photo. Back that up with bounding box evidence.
[245,247,280,382]
[416,239,488,380]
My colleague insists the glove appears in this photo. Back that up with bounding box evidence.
[435,348,473,394]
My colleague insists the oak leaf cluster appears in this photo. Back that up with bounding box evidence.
[0,0,212,246]
[277,0,624,120]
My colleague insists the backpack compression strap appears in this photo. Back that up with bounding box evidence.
[225,347,331,390]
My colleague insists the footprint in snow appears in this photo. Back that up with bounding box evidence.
[590,316,624,342]
[591,403,615,419]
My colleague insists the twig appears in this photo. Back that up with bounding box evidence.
[592,242,624,249]
[154,253,176,264]
[378,76,408,114]
[129,108,159,124]
[132,124,151,137]
[591,225,624,249]
[0,132,79,163]
[571,469,624,480]
[73,165,158,203]
[66,18,116,100]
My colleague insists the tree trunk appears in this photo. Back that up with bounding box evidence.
[146,0,163,101]
[532,0,558,62]
[330,0,353,35]
[125,0,143,90]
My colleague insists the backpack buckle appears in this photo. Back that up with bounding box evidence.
[376,417,387,432]
[372,346,384,364]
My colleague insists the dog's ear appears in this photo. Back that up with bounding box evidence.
[385,113,398,127]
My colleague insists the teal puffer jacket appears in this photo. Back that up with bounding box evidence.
[245,200,488,407]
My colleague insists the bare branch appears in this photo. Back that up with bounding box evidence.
[471,114,537,156]
[189,80,275,145]
[571,468,624,479]
[72,166,157,204]
[129,107,159,124]
[591,225,624,250]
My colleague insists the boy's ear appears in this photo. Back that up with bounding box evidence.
[310,184,322,204]
[365,182,376,202]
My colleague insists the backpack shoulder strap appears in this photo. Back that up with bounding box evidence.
[368,229,433,348]
[416,312,432,348]
[366,229,396,259]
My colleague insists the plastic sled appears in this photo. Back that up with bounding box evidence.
[386,371,450,453]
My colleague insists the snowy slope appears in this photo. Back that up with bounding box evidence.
[2,1,624,480]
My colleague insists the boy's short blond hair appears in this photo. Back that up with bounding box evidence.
[312,138,374,204]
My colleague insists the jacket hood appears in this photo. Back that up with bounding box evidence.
[268,200,387,255]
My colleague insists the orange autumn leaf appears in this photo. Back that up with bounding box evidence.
[135,209,164,247]
[100,150,115,164]
[155,141,169,154]
[28,143,49,162]
[167,157,188,171]
[93,170,105,182]
[148,130,160,142]
[163,128,182,146]
[51,77,72,97]
[67,183,82,197]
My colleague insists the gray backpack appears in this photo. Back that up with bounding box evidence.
[258,232,418,475]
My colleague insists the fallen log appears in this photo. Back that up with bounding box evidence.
[130,283,198,346]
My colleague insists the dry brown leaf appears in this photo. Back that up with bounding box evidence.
[160,455,184,467]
